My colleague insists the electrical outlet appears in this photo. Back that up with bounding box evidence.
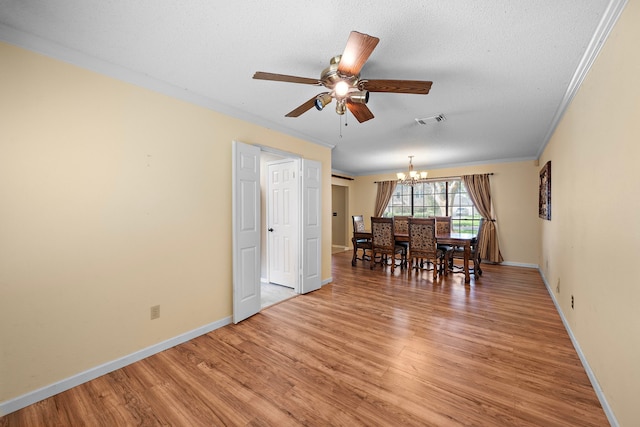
[150,305,160,320]
[571,295,574,310]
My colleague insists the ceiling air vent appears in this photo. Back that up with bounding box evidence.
[415,114,445,125]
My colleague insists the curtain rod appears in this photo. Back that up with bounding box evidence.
[374,173,493,184]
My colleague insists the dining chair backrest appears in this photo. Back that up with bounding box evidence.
[393,216,411,234]
[408,217,438,254]
[371,217,395,250]
[352,215,366,233]
[434,216,452,235]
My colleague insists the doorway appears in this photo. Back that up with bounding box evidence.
[232,141,322,323]
[331,184,349,254]
[262,154,298,308]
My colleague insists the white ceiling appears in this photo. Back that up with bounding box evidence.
[0,0,622,176]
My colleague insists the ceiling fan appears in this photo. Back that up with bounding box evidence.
[253,31,433,123]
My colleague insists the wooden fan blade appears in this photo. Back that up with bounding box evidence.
[337,31,380,76]
[253,72,321,85]
[361,79,433,94]
[346,102,375,123]
[285,96,319,117]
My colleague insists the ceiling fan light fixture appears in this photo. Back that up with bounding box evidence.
[334,81,350,98]
[349,90,369,104]
[335,99,347,115]
[314,93,332,111]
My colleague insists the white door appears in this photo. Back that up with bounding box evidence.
[232,141,261,323]
[267,160,299,288]
[301,159,322,294]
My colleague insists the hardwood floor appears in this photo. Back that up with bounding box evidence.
[1,253,609,426]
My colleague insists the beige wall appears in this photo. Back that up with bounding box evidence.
[539,1,640,424]
[0,42,332,403]
[347,161,541,266]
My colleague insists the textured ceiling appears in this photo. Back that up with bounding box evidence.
[0,0,621,175]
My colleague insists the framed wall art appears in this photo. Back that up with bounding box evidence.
[539,161,551,220]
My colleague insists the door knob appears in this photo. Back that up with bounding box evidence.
[268,228,274,232]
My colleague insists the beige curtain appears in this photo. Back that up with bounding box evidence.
[462,174,504,263]
[374,180,397,217]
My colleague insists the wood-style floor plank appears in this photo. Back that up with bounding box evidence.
[1,253,609,426]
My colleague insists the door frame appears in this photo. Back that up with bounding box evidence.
[232,142,321,323]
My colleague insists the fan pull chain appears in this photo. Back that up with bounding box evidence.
[338,112,349,138]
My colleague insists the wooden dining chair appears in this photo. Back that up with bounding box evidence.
[450,218,484,277]
[433,216,452,235]
[351,215,372,266]
[393,216,411,267]
[370,217,406,272]
[408,217,446,279]
[433,216,454,273]
[393,216,411,234]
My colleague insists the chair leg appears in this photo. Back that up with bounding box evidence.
[352,243,358,266]
[473,254,482,277]
[443,252,449,276]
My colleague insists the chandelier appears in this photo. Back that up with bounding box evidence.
[397,156,428,186]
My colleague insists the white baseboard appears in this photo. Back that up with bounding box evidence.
[0,316,232,416]
[538,269,619,427]
[322,277,332,286]
[500,261,539,269]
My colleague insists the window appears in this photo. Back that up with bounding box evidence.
[384,179,482,234]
